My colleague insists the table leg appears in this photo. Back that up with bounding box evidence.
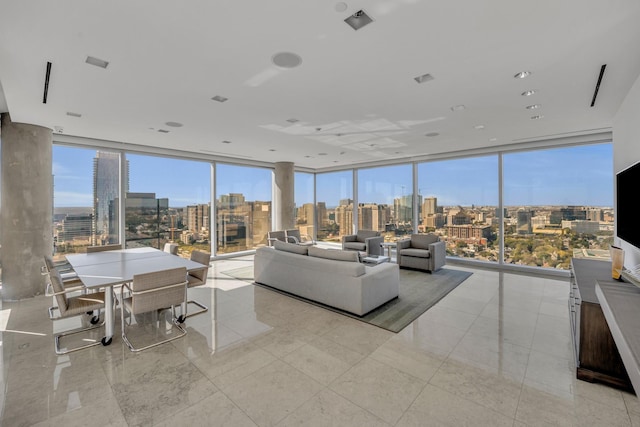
[102,285,114,345]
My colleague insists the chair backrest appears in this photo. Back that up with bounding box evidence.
[267,230,286,246]
[130,267,187,315]
[410,233,439,249]
[86,243,122,253]
[189,250,211,284]
[356,230,380,242]
[44,256,69,314]
[163,243,179,255]
[285,229,301,243]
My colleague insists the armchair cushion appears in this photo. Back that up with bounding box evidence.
[273,240,309,255]
[343,241,366,251]
[399,248,431,258]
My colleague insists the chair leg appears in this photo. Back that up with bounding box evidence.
[183,299,208,320]
[122,305,187,352]
[53,317,105,355]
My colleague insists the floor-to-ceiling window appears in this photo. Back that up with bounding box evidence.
[52,146,121,260]
[316,171,353,243]
[503,143,614,269]
[126,154,210,257]
[417,155,499,263]
[294,172,315,241]
[216,163,272,254]
[357,164,413,242]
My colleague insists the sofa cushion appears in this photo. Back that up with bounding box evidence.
[410,234,439,249]
[273,239,309,255]
[356,230,379,242]
[308,246,360,262]
[343,241,366,251]
[400,248,431,258]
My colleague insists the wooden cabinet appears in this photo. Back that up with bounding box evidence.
[569,258,632,391]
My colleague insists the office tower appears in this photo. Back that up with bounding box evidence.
[335,203,353,236]
[394,195,413,223]
[424,197,437,216]
[517,209,534,235]
[57,213,94,244]
[316,202,327,226]
[93,151,128,245]
[187,203,210,232]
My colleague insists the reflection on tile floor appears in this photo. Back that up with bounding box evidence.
[1,256,637,426]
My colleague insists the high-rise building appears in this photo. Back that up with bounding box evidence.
[57,213,94,244]
[93,151,128,244]
[394,195,412,223]
[335,204,353,236]
[359,203,389,231]
[187,203,210,232]
[517,209,534,234]
[316,202,327,226]
[423,197,437,216]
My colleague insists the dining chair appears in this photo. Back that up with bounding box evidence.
[285,229,315,246]
[163,242,179,255]
[42,255,84,297]
[120,267,188,352]
[178,250,211,321]
[45,262,107,354]
[86,243,122,253]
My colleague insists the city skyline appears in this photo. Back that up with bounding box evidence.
[54,143,613,208]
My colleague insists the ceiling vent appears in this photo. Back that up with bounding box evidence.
[85,56,109,69]
[344,10,373,30]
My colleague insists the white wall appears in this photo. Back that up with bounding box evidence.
[613,74,640,268]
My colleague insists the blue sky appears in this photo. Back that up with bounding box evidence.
[53,143,613,209]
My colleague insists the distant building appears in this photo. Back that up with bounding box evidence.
[517,209,534,234]
[93,151,129,244]
[446,224,492,240]
[58,213,94,244]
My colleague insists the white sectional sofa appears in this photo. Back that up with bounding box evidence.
[254,241,399,316]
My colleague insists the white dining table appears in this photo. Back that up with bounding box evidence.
[66,247,204,345]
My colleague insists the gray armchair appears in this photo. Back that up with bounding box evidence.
[397,233,446,272]
[342,230,383,256]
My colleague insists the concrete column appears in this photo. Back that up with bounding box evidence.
[274,162,295,231]
[1,113,53,300]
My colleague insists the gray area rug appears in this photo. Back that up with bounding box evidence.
[222,265,472,333]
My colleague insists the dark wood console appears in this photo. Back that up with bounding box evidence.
[569,258,633,391]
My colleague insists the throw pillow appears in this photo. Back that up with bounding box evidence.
[273,240,309,255]
[308,246,360,262]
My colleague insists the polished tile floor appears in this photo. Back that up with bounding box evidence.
[1,256,638,426]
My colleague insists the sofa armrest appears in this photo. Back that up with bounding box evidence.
[365,236,384,256]
[428,240,446,272]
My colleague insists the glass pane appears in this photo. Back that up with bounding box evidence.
[216,164,272,254]
[418,156,499,263]
[295,172,315,242]
[358,164,413,241]
[316,171,352,243]
[503,144,613,269]
[52,147,121,260]
[126,154,211,257]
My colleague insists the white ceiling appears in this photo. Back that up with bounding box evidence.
[1,1,639,169]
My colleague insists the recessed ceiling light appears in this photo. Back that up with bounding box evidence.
[304,155,312,158]
[221,140,232,144]
[268,149,276,152]
[318,153,328,156]
[425,132,439,137]
[333,160,339,163]
[489,137,498,142]
[525,104,541,110]
[474,124,485,130]
[530,115,544,120]
[414,73,434,84]
[165,121,183,127]
[514,71,532,79]
[521,90,536,96]
[450,105,466,112]
[286,118,299,123]
[271,52,302,69]
[211,95,228,103]
[66,112,82,118]
[85,56,109,69]
[340,151,346,155]
[344,9,373,30]
[157,129,170,133]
